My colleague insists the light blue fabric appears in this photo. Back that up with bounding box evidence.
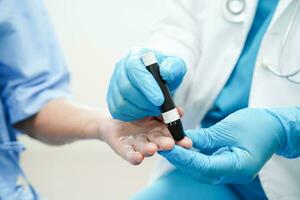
[201,0,279,128]
[200,0,278,198]
[131,0,279,200]
[131,170,240,200]
[0,0,70,199]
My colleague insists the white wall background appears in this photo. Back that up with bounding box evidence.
[20,1,164,199]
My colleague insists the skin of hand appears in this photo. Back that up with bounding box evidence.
[15,99,192,165]
[106,47,187,121]
[160,108,288,184]
[101,114,192,165]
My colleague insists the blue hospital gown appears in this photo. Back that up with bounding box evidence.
[0,0,70,199]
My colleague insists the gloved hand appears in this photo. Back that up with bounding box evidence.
[160,108,300,184]
[102,108,192,165]
[107,48,186,121]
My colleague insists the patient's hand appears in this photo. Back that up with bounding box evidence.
[102,111,192,165]
[15,99,190,164]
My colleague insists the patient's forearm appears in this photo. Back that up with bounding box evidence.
[15,99,111,145]
[14,98,192,165]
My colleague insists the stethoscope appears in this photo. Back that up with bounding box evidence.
[262,0,300,84]
[225,0,300,84]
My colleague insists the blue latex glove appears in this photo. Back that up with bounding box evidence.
[107,48,186,121]
[160,108,300,184]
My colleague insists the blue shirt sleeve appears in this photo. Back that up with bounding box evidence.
[0,0,71,124]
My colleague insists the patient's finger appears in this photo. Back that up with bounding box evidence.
[126,151,144,165]
[132,134,157,157]
[177,107,184,117]
[114,136,144,165]
[146,132,175,151]
[176,136,193,149]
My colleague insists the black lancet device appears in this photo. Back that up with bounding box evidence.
[141,51,185,141]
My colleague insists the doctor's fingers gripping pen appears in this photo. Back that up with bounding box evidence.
[141,51,185,141]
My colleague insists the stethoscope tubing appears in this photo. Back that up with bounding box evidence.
[263,0,300,83]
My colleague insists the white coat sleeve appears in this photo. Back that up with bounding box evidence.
[145,0,205,70]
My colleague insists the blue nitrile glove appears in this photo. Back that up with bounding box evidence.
[159,108,300,184]
[107,48,186,121]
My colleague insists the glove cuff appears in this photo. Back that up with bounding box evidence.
[267,107,300,158]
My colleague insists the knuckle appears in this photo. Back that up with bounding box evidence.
[124,58,134,72]
[115,58,127,73]
[125,62,143,81]
[118,81,131,95]
[124,55,140,73]
[116,99,127,111]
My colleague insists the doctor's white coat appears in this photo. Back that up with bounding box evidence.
[146,0,300,199]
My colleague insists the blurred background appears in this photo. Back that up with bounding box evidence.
[19,0,164,199]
